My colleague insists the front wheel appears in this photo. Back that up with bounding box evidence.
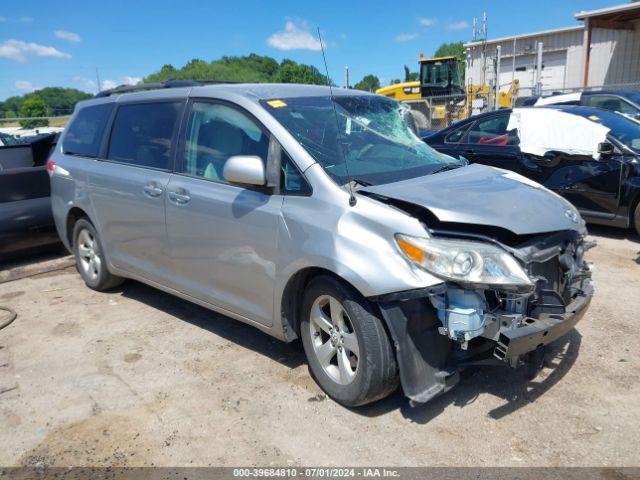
[300,276,398,407]
[73,218,124,291]
[634,202,640,238]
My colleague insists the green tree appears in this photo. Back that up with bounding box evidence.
[434,41,465,59]
[275,60,326,84]
[354,74,381,92]
[404,65,419,82]
[4,110,17,119]
[144,54,326,85]
[0,87,91,119]
[19,96,49,129]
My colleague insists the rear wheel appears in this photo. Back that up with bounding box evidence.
[73,218,124,291]
[634,202,640,238]
[300,276,398,407]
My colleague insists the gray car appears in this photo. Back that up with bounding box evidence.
[49,82,594,406]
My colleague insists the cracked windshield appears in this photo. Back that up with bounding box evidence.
[263,95,459,186]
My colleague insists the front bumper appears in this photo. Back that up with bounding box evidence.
[494,280,594,360]
[377,279,594,404]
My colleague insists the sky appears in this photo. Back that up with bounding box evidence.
[0,0,621,101]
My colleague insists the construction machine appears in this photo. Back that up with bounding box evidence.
[376,55,519,130]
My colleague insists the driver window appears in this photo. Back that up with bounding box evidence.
[466,114,519,146]
[181,102,269,182]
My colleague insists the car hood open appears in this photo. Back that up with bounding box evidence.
[360,164,584,236]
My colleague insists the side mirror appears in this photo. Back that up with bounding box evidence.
[597,142,614,156]
[223,155,266,186]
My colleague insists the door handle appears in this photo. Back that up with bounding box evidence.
[143,183,164,198]
[168,189,191,205]
[463,149,475,155]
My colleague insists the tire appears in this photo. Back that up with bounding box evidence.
[72,218,124,291]
[634,202,640,238]
[300,276,399,407]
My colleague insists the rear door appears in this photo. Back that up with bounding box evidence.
[164,99,281,326]
[88,100,183,283]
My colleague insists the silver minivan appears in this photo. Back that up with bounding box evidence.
[49,82,594,406]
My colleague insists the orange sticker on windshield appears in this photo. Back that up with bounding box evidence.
[588,115,600,121]
[267,100,287,108]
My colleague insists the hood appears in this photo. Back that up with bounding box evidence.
[361,164,584,236]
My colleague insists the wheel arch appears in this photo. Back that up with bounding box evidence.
[65,206,91,247]
[279,266,368,343]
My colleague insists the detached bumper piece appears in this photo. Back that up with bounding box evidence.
[494,280,594,360]
[377,291,460,405]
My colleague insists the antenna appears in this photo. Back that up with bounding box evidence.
[317,27,357,207]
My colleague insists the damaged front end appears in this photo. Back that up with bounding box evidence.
[373,228,594,404]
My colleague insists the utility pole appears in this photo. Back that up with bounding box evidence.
[495,45,502,110]
[512,37,516,84]
[344,66,349,89]
[535,42,543,96]
[95,67,102,93]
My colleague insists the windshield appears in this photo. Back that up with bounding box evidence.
[626,92,640,105]
[420,60,462,89]
[262,95,458,186]
[575,109,640,152]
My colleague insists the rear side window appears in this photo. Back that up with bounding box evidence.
[107,102,182,170]
[63,103,114,157]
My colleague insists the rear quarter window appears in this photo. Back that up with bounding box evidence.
[62,103,114,157]
[107,102,182,170]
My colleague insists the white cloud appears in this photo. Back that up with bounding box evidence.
[0,39,71,62]
[395,33,419,42]
[54,30,81,42]
[73,75,141,92]
[447,21,470,30]
[72,76,97,90]
[267,20,321,51]
[15,80,40,92]
[418,17,435,27]
[122,76,142,85]
[101,80,117,90]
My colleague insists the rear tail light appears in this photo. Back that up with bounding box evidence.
[46,159,55,176]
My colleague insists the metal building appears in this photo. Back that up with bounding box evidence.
[464,2,640,96]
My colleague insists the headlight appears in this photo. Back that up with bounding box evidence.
[395,234,532,288]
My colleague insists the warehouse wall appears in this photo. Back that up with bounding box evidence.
[465,27,584,95]
[588,19,640,86]
[466,21,640,94]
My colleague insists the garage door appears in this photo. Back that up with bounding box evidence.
[499,50,567,94]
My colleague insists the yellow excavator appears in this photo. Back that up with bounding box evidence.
[376,55,519,130]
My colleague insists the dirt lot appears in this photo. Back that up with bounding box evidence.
[0,226,638,467]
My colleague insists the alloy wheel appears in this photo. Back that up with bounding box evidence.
[77,229,101,281]
[309,295,360,385]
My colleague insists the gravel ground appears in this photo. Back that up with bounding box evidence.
[0,226,638,467]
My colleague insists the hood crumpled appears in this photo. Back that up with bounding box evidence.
[361,163,585,236]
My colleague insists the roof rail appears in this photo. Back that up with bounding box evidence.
[95,79,238,98]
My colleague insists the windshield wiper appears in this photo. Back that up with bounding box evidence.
[348,178,373,187]
[430,163,463,175]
